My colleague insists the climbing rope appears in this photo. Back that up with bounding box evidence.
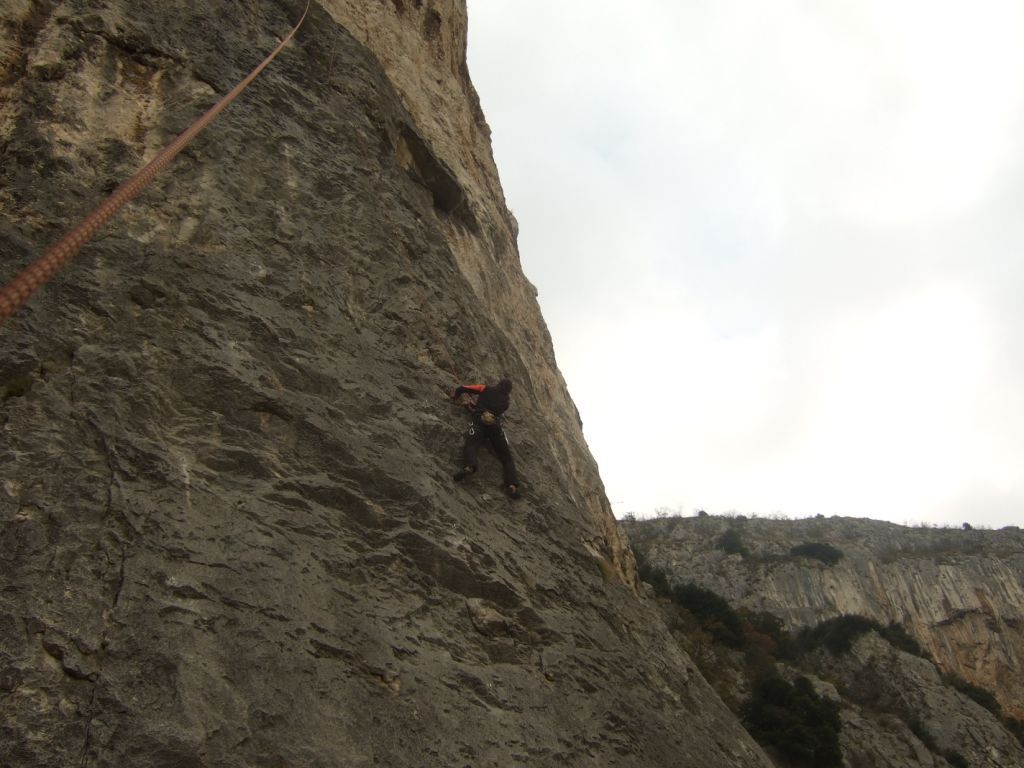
[0,1,312,326]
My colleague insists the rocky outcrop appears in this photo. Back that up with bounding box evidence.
[626,515,1024,721]
[1,2,770,766]
[808,632,1024,768]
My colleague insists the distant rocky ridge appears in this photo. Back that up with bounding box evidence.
[624,515,1024,718]
[1,2,773,766]
[624,515,1024,767]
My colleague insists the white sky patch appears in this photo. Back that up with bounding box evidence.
[467,0,1024,528]
[789,287,992,510]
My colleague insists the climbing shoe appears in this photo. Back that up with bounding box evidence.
[506,484,521,500]
[454,467,475,482]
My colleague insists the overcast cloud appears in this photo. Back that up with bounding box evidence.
[466,0,1024,529]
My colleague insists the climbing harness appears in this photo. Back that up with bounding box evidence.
[0,1,312,326]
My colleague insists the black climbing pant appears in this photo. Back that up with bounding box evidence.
[462,420,519,486]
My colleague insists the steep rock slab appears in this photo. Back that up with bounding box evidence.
[1,2,771,766]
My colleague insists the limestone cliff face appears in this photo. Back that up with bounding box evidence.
[1,2,767,766]
[627,516,1024,720]
[318,0,633,581]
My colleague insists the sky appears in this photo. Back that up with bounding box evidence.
[465,0,1024,529]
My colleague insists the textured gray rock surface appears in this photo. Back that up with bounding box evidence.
[1,2,774,766]
[625,516,1024,720]
[809,633,1024,768]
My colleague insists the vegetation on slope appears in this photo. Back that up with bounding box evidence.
[632,542,1024,766]
[742,675,842,768]
[797,615,929,659]
[788,542,844,565]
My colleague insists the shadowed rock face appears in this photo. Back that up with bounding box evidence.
[1,2,773,766]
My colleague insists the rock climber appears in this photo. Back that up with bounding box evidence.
[451,378,521,499]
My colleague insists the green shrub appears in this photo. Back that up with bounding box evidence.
[718,528,747,556]
[741,610,796,661]
[878,621,930,659]
[789,542,844,565]
[798,615,929,659]
[798,615,878,655]
[944,674,1001,717]
[639,562,670,598]
[742,675,842,767]
[671,583,745,649]
[634,550,671,598]
[944,750,968,768]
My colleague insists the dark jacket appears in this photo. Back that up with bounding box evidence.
[454,380,512,420]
